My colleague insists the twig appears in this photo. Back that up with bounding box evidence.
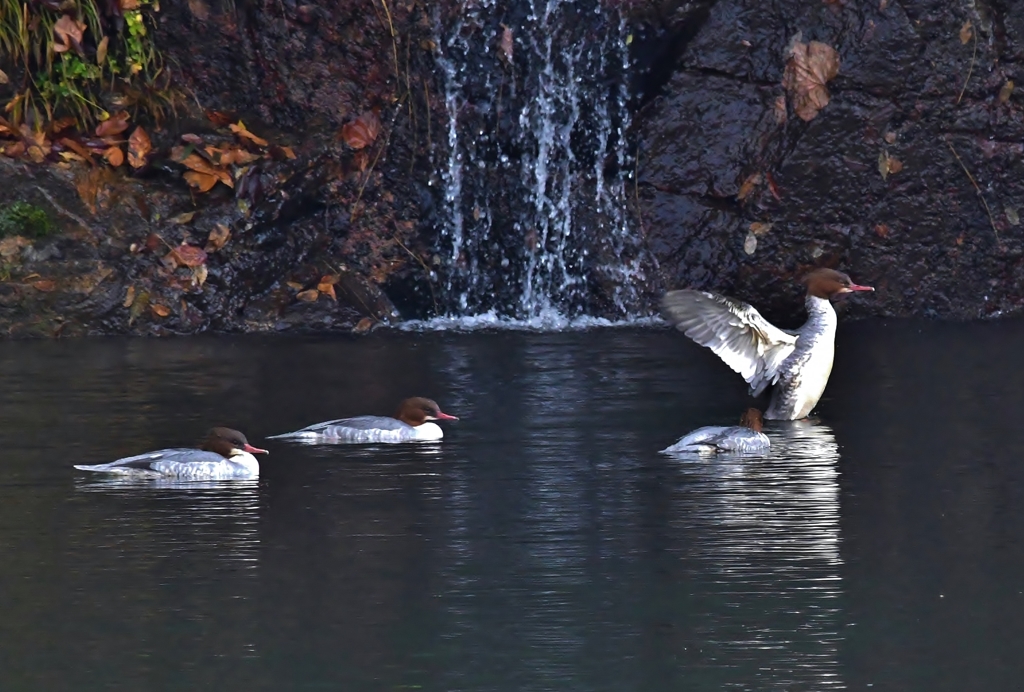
[944,138,998,239]
[377,0,401,83]
[33,185,94,231]
[957,25,977,104]
[393,235,438,314]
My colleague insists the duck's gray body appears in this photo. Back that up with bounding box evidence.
[662,292,839,420]
[74,449,260,480]
[662,425,771,454]
[268,416,443,444]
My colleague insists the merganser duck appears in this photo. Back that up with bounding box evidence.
[74,427,269,480]
[662,408,770,454]
[267,397,459,444]
[661,268,874,420]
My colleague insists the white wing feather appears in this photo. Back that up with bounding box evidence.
[661,289,798,396]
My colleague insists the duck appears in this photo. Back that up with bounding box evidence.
[74,427,268,479]
[267,397,459,444]
[662,408,770,454]
[661,268,874,420]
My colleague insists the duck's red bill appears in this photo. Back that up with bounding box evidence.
[435,412,459,421]
[848,284,874,292]
[245,443,269,454]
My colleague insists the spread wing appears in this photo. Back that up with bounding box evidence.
[661,289,798,396]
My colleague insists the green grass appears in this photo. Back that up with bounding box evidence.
[0,202,56,239]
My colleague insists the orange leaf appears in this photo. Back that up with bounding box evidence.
[229,122,269,147]
[317,282,337,301]
[32,279,57,292]
[296,289,319,302]
[151,303,171,318]
[95,112,130,137]
[183,171,218,192]
[60,137,95,162]
[166,243,208,268]
[127,126,151,168]
[782,39,840,122]
[341,111,381,150]
[204,223,231,252]
[103,146,124,167]
[123,285,136,308]
[205,110,234,127]
[737,172,762,201]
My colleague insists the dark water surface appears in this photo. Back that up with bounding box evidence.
[2,321,1024,691]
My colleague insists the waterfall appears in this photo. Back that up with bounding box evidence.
[432,0,648,323]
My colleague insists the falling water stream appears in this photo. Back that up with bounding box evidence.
[433,0,647,323]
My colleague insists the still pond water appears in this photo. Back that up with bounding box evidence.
[1,320,1024,691]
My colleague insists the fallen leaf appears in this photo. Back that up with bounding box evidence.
[129,289,150,323]
[53,14,86,54]
[181,133,204,145]
[60,137,95,161]
[169,211,196,225]
[296,289,319,302]
[317,282,337,300]
[286,281,304,291]
[960,20,973,45]
[875,223,891,238]
[59,151,85,163]
[218,147,261,166]
[0,235,29,259]
[103,146,124,166]
[32,279,57,292]
[280,145,296,159]
[884,131,897,144]
[123,285,136,307]
[878,150,903,180]
[1006,207,1020,226]
[999,80,1014,103]
[205,110,234,127]
[743,231,758,255]
[319,274,340,285]
[3,141,26,158]
[341,111,381,150]
[127,126,151,168]
[737,173,762,201]
[353,317,375,334]
[765,172,782,200]
[229,122,269,147]
[205,223,231,252]
[166,243,207,268]
[192,264,208,287]
[151,304,171,318]
[188,0,210,20]
[0,68,8,85]
[181,154,232,187]
[95,112,130,137]
[782,38,840,122]
[749,221,774,235]
[499,24,514,63]
[96,35,109,65]
[352,150,370,172]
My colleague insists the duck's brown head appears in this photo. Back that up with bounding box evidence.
[739,408,764,433]
[202,427,269,458]
[803,268,874,300]
[395,397,459,427]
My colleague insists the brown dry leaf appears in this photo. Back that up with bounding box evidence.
[0,68,8,85]
[181,153,233,187]
[184,170,218,192]
[32,279,57,292]
[166,243,208,268]
[229,122,269,147]
[353,317,376,334]
[286,281,304,291]
[96,35,109,65]
[127,126,151,168]
[129,289,149,323]
[878,150,903,179]
[188,0,210,20]
[60,137,94,161]
[749,221,774,236]
[205,223,231,252]
[205,110,234,127]
[95,112,130,137]
[341,111,381,150]
[319,274,340,285]
[219,147,261,166]
[103,146,124,167]
[169,211,196,225]
[960,20,973,45]
[782,39,840,122]
[352,150,370,173]
[765,172,782,200]
[151,304,171,318]
[280,145,296,159]
[1006,207,1020,226]
[0,235,29,259]
[999,80,1015,103]
[296,289,319,302]
[875,223,891,238]
[59,151,85,163]
[317,282,337,300]
[499,24,514,63]
[120,0,141,9]
[53,15,86,54]
[737,173,762,201]
[3,141,26,158]
[123,285,136,308]
[192,264,208,287]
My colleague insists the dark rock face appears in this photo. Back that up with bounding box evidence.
[636,0,1024,323]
